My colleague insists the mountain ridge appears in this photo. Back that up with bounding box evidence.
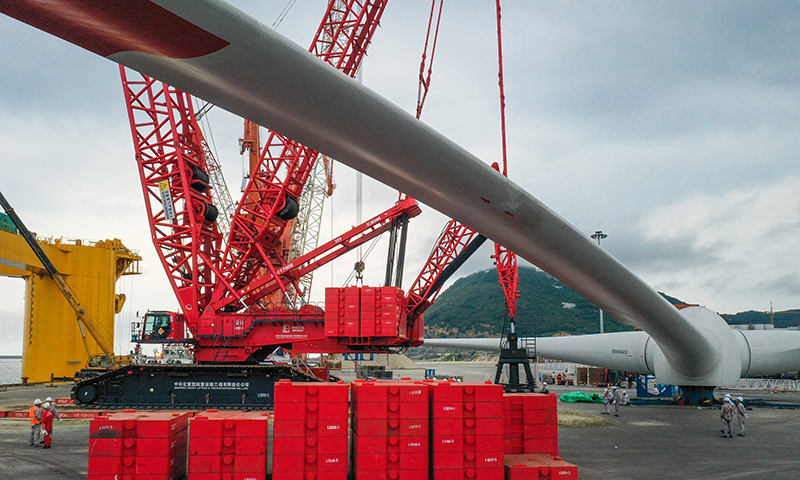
[422,267,800,338]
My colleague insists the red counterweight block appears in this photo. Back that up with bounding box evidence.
[88,410,191,480]
[430,381,505,480]
[272,380,349,480]
[502,393,558,456]
[325,287,361,337]
[360,286,378,337]
[351,379,430,480]
[504,454,578,480]
[187,409,270,480]
[360,286,407,338]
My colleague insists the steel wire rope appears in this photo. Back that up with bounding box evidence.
[341,232,383,287]
[194,98,222,169]
[271,0,298,29]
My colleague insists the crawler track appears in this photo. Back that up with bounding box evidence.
[71,364,321,410]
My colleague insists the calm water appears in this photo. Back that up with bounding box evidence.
[0,357,22,385]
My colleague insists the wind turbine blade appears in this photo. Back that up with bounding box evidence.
[2,0,716,378]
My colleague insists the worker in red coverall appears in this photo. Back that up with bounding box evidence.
[40,401,54,449]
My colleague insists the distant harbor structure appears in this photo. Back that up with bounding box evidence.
[0,356,22,385]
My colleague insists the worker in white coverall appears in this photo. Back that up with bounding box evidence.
[735,396,746,436]
[720,398,734,438]
[611,386,621,416]
[601,388,612,415]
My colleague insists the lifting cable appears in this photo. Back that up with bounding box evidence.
[494,0,509,178]
[399,0,444,205]
[416,0,445,120]
[272,0,298,30]
[341,232,384,287]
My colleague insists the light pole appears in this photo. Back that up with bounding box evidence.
[591,230,607,334]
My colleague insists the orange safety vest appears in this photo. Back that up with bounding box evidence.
[29,406,41,425]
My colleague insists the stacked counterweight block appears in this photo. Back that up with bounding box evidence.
[430,381,505,480]
[188,409,270,480]
[351,379,430,480]
[85,380,575,479]
[272,379,350,480]
[88,410,191,480]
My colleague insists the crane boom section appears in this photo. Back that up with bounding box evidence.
[312,0,388,76]
[207,197,421,313]
[120,68,225,319]
[218,0,389,308]
[491,0,520,319]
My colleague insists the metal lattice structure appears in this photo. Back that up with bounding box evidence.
[288,156,331,304]
[120,68,224,317]
[118,0,398,362]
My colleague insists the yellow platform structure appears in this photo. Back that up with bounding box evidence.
[0,230,141,382]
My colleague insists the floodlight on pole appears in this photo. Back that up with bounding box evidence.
[591,231,607,245]
[590,230,608,333]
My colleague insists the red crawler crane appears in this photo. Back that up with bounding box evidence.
[72,1,427,408]
[74,0,508,409]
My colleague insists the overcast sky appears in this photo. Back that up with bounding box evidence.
[1,1,799,355]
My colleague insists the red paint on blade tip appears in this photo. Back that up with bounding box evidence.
[1,0,229,58]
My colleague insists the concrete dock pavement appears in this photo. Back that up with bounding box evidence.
[0,418,90,480]
[1,378,799,479]
[555,385,800,479]
[0,383,91,480]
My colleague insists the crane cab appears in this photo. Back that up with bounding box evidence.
[132,311,187,343]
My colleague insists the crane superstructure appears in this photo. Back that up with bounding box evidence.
[72,0,518,408]
[74,0,453,408]
[120,0,404,352]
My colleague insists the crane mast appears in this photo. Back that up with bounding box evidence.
[118,0,406,368]
[226,0,390,308]
[491,0,520,321]
[406,0,520,345]
[120,70,226,317]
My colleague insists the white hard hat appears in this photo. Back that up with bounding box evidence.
[542,382,547,386]
[724,393,731,398]
[45,397,54,402]
[34,399,42,405]
[737,396,743,402]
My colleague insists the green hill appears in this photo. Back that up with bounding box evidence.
[422,267,800,338]
[423,267,634,338]
[721,310,800,329]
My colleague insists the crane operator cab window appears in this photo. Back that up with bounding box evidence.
[144,312,172,340]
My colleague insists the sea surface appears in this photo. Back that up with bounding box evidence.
[0,357,22,385]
